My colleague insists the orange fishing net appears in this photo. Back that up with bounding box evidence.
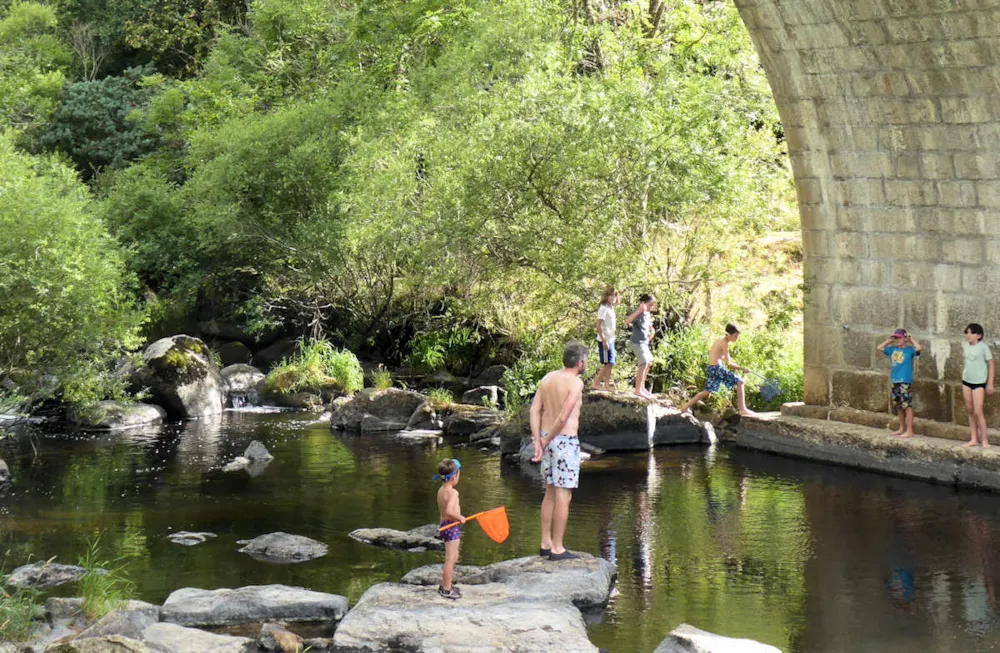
[438,506,509,543]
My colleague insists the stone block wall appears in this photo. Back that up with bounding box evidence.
[734,0,1000,422]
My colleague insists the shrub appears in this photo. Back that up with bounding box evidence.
[40,66,158,176]
[0,135,145,407]
[406,326,483,375]
[501,346,564,413]
[426,388,453,410]
[262,339,364,397]
[370,365,392,391]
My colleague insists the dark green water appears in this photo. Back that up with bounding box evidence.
[2,410,1000,652]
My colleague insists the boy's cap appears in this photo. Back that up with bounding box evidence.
[893,328,908,338]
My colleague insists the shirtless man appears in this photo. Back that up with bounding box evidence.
[680,323,756,416]
[530,341,587,561]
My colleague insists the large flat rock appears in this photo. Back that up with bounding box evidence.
[654,623,782,653]
[500,391,708,454]
[160,585,348,627]
[400,554,616,611]
[331,582,599,653]
[349,523,444,551]
[736,413,1000,492]
[142,623,251,653]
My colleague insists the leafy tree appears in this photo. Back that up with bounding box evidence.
[40,66,158,176]
[0,2,71,140]
[0,134,144,405]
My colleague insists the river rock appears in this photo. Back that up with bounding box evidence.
[221,365,265,406]
[500,391,708,454]
[222,456,250,473]
[348,523,444,552]
[443,405,500,437]
[167,531,217,547]
[473,364,508,386]
[405,402,443,430]
[253,338,298,370]
[236,533,328,562]
[7,561,104,589]
[461,385,502,407]
[244,440,273,462]
[330,388,428,432]
[331,582,598,653]
[75,602,160,641]
[257,623,303,652]
[68,401,167,431]
[46,635,151,653]
[218,342,253,367]
[653,624,782,653]
[130,335,224,419]
[400,553,616,611]
[160,585,348,627]
[0,458,10,493]
[142,623,252,653]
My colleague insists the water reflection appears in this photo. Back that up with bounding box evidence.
[2,415,1000,651]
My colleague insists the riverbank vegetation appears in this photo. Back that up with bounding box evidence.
[0,0,800,414]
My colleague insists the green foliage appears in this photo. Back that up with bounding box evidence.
[0,557,44,643]
[40,66,158,176]
[77,531,137,620]
[262,339,364,397]
[502,344,564,410]
[0,579,43,642]
[0,135,145,406]
[425,387,453,410]
[370,365,392,391]
[406,326,483,374]
[0,2,70,140]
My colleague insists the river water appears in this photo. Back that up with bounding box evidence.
[2,410,1000,652]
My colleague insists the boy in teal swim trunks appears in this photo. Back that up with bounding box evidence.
[680,324,755,416]
[435,458,466,599]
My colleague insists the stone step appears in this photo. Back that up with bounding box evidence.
[781,401,996,442]
[735,411,1000,493]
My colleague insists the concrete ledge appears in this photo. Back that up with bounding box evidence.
[736,413,1000,493]
[780,402,991,442]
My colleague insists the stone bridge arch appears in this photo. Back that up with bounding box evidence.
[734,0,1000,424]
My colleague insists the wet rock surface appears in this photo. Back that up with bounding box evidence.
[159,584,348,627]
[68,401,167,431]
[167,531,217,547]
[236,533,328,562]
[348,523,444,552]
[220,365,265,405]
[653,623,782,653]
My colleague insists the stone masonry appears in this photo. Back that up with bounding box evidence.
[734,0,1000,424]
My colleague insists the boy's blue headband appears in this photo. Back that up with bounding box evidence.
[433,459,461,481]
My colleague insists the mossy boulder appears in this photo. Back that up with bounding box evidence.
[131,335,224,419]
